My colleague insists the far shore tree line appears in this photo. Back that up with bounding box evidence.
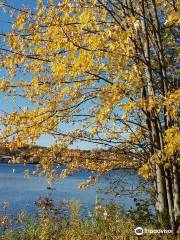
[0,144,133,167]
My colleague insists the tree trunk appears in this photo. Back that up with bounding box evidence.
[164,168,175,229]
[173,164,180,232]
[141,0,170,226]
[156,164,169,226]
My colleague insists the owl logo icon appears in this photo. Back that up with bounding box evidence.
[135,227,143,236]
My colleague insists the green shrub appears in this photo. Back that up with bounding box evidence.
[1,200,177,240]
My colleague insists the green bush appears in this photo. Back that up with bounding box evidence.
[1,200,177,240]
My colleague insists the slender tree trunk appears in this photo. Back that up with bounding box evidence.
[121,0,178,230]
[164,168,175,229]
[155,165,169,227]
[173,164,180,232]
[141,0,170,226]
[150,0,179,231]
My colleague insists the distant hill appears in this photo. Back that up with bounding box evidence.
[0,144,135,169]
[0,145,93,164]
[0,145,47,163]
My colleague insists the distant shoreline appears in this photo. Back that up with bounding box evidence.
[0,162,137,171]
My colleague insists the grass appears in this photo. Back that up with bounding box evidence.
[0,200,178,240]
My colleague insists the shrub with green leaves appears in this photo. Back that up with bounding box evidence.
[1,200,177,240]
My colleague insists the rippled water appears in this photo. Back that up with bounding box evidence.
[0,164,143,216]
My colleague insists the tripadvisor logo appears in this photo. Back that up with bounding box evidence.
[134,227,173,235]
[135,227,143,236]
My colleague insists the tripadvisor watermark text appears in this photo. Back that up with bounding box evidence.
[134,227,173,236]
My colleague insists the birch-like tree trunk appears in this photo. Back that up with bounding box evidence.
[173,164,180,231]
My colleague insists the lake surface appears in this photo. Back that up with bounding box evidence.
[0,164,144,216]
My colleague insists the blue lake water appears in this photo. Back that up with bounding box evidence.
[0,164,144,217]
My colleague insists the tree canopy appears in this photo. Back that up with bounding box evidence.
[0,0,179,231]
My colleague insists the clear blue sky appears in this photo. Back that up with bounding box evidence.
[0,1,96,149]
[0,0,35,30]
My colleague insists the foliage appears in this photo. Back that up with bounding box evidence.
[0,0,179,175]
[127,199,156,226]
[0,0,179,230]
[1,200,176,240]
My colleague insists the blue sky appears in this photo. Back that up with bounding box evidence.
[0,1,53,147]
[0,0,36,30]
[0,0,36,111]
[0,1,97,149]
